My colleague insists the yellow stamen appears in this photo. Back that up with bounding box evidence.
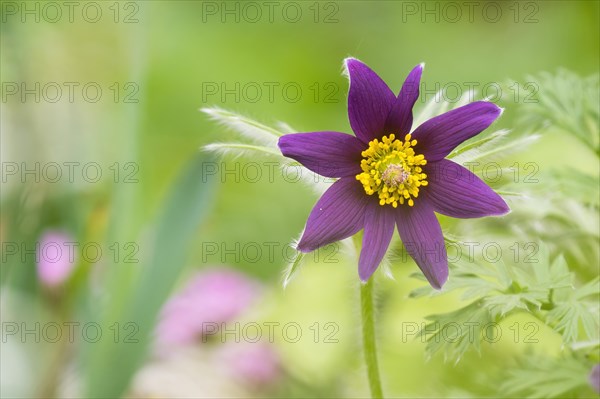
[356,134,428,207]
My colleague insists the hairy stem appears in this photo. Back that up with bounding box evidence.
[361,278,383,398]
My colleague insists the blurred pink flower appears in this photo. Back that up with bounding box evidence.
[220,342,282,388]
[155,268,260,349]
[36,230,77,287]
[590,364,600,393]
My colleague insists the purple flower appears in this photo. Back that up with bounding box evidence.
[278,59,509,288]
[590,364,600,393]
[155,268,260,349]
[36,230,77,288]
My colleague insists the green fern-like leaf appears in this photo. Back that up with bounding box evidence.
[501,353,594,398]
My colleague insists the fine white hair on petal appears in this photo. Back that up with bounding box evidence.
[341,56,361,80]
[290,233,302,252]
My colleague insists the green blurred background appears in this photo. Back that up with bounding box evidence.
[1,1,599,398]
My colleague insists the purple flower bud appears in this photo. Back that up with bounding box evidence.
[590,364,600,394]
[155,268,260,349]
[36,230,77,288]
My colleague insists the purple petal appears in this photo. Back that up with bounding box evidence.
[345,58,396,144]
[358,203,396,281]
[425,159,510,218]
[385,63,424,135]
[413,101,503,161]
[297,177,369,252]
[396,200,448,289]
[278,131,364,178]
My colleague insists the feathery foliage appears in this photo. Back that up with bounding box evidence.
[408,70,599,397]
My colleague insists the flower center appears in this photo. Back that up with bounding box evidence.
[356,134,428,208]
[381,164,409,187]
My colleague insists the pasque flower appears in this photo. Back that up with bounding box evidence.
[278,59,509,288]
